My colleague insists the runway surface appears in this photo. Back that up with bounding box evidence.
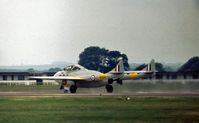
[1,92,199,97]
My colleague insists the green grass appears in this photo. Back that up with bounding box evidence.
[0,97,199,123]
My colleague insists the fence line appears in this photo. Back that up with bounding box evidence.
[0,80,58,86]
[0,79,199,86]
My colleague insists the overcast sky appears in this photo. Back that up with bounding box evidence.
[0,0,199,66]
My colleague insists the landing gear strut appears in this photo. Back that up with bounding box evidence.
[106,84,113,93]
[117,79,123,85]
[60,85,64,90]
[108,79,114,84]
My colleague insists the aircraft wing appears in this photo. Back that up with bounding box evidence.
[29,76,86,80]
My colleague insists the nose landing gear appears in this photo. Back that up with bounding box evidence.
[60,81,77,93]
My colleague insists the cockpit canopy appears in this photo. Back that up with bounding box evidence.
[63,65,84,72]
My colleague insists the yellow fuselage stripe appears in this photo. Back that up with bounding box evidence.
[129,73,139,80]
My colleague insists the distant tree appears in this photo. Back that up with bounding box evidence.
[135,64,146,70]
[134,62,164,72]
[27,68,35,73]
[99,51,129,72]
[48,68,62,72]
[178,56,199,72]
[163,66,174,72]
[78,46,108,71]
[155,63,165,72]
[78,46,129,73]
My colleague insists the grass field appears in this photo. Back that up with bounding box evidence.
[0,81,199,122]
[0,96,199,123]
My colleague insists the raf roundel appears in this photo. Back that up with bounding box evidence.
[90,75,95,81]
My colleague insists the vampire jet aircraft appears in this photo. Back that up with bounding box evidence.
[29,59,155,93]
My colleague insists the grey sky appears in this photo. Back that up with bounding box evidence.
[0,0,199,66]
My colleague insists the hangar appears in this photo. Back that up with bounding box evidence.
[0,72,55,81]
[0,72,30,81]
[155,72,199,80]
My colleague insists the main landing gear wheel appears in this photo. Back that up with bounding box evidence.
[70,85,77,93]
[106,84,113,93]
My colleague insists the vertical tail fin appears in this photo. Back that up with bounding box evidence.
[143,59,155,73]
[109,57,124,73]
[148,59,155,72]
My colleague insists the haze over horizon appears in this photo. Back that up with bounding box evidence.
[0,0,199,66]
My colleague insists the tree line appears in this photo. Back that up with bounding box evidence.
[78,46,129,73]
[78,46,199,73]
[26,46,199,73]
